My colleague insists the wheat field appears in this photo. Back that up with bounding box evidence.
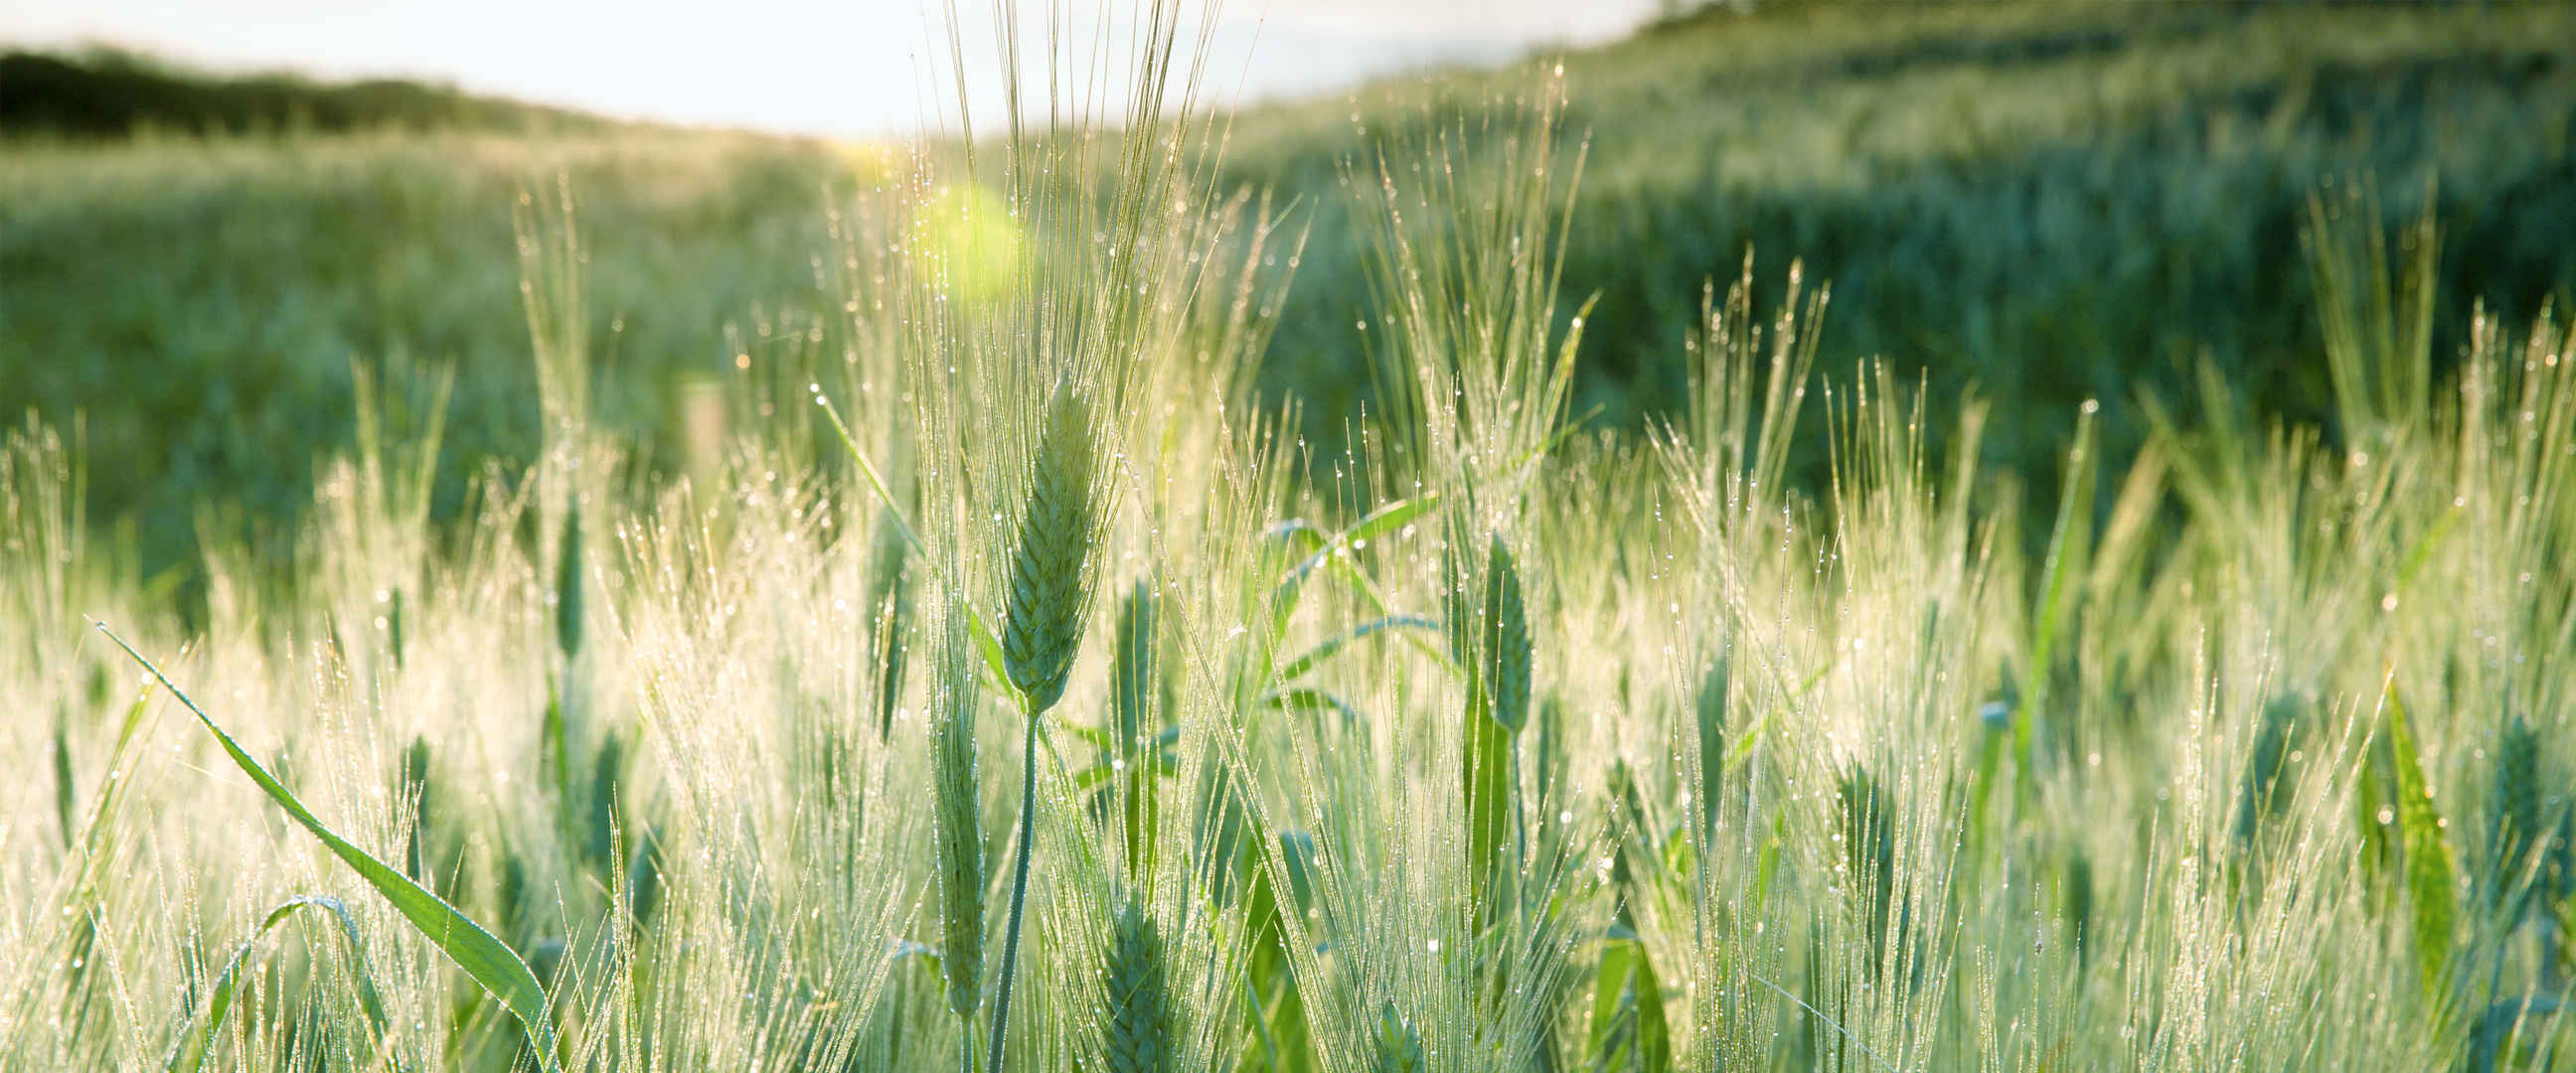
[2,3,2571,1071]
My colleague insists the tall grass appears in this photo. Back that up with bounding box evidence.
[3,2,2573,1071]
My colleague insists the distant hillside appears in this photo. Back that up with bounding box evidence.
[1226,1,2576,493]
[4,3,2574,582]
[0,49,620,138]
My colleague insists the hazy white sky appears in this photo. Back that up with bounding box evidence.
[0,1,1662,136]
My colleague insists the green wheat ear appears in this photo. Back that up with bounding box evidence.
[1003,385,1103,715]
[51,721,76,853]
[401,735,434,883]
[1374,1000,1426,1073]
[2066,850,2094,970]
[387,586,405,669]
[583,731,624,873]
[1694,656,1729,843]
[1100,898,1177,1073]
[989,383,1106,1070]
[931,613,988,1020]
[1841,763,1897,952]
[2233,693,2303,849]
[869,508,912,741]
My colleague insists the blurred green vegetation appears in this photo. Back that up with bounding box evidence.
[0,48,619,138]
[3,2,2573,579]
[1,133,859,576]
[1244,1,2576,495]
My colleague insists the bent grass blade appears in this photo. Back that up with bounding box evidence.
[165,895,396,1073]
[96,624,563,1073]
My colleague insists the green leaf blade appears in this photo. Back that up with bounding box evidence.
[2387,690,2459,998]
[101,627,562,1073]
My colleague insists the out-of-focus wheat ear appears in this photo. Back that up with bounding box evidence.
[1111,579,1158,880]
[2232,693,2303,853]
[2492,713,2541,902]
[1100,898,1177,1073]
[1605,760,1642,891]
[870,509,912,741]
[1694,656,1729,844]
[1441,527,1477,669]
[387,586,405,670]
[1531,696,1564,814]
[2548,811,2576,990]
[51,719,76,852]
[874,579,913,742]
[626,821,665,928]
[1002,385,1102,716]
[2555,807,2576,914]
[555,504,583,662]
[1841,763,1897,961]
[401,734,434,883]
[2066,850,2094,971]
[931,611,988,1022]
[584,731,625,875]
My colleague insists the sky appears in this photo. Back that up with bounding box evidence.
[0,0,1665,137]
